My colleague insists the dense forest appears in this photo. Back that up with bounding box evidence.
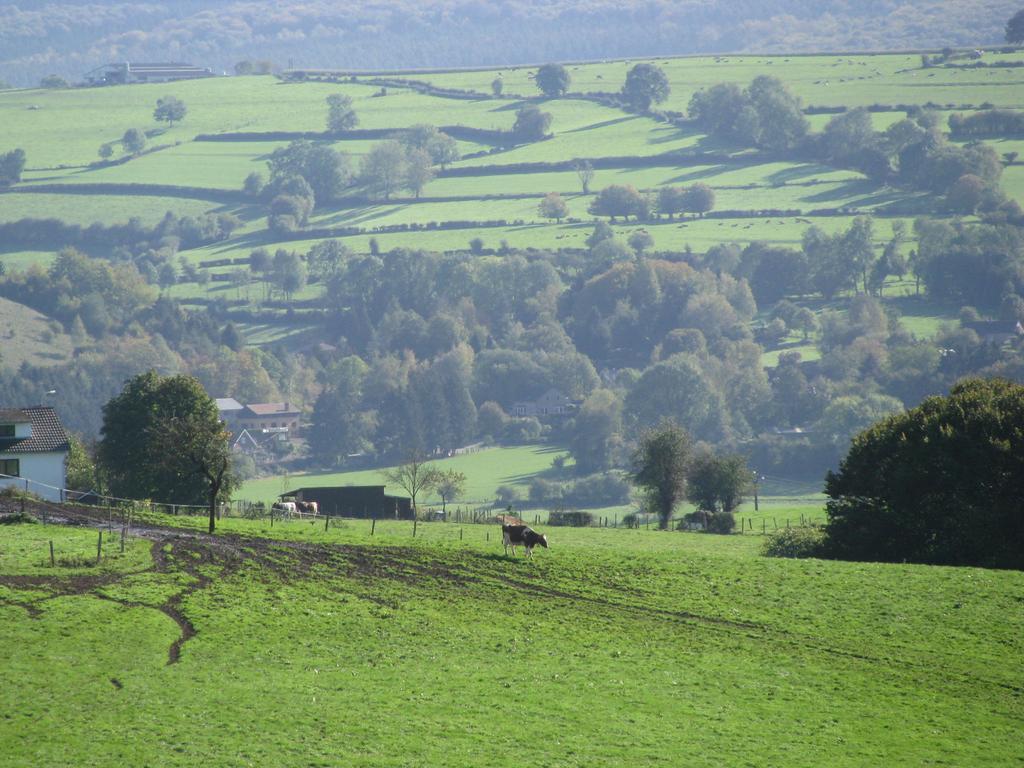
[1,0,1018,87]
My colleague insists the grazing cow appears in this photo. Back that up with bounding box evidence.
[502,524,549,558]
[296,500,319,515]
[272,501,296,516]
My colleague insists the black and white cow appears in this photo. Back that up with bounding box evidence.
[502,524,549,558]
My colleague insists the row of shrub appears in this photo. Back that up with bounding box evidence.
[0,212,240,253]
[948,109,1024,138]
[9,182,240,203]
[438,151,757,177]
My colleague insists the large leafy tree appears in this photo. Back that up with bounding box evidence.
[687,452,749,514]
[632,420,692,529]
[621,63,669,110]
[153,96,187,126]
[0,148,26,186]
[1007,8,1024,44]
[99,371,236,533]
[535,63,570,97]
[326,93,358,132]
[512,105,553,142]
[824,378,1024,569]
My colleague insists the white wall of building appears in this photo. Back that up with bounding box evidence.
[0,452,67,502]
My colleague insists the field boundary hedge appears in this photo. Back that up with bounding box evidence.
[5,183,243,204]
[195,125,511,146]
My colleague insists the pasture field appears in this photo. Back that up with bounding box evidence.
[0,191,220,226]
[1,515,1020,767]
[239,443,572,507]
[410,51,1024,110]
[1,48,1022,350]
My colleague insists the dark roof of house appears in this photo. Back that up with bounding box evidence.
[0,406,70,454]
[245,402,299,416]
[0,409,31,424]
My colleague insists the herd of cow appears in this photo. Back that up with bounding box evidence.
[271,500,318,516]
[270,501,548,558]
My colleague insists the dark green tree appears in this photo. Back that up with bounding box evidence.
[687,451,749,513]
[99,371,236,533]
[1006,8,1024,44]
[588,184,647,221]
[632,420,692,529]
[0,148,26,186]
[683,183,716,216]
[824,378,1024,569]
[121,128,146,155]
[621,63,670,110]
[153,96,187,126]
[535,63,570,97]
[267,140,349,202]
[569,389,623,474]
[512,105,553,142]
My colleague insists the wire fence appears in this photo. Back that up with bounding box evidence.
[1,470,827,536]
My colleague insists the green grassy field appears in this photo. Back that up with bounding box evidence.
[407,51,1024,111]
[1,516,1019,767]
[239,443,571,506]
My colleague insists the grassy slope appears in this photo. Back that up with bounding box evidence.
[0,296,74,368]
[1,520,1020,767]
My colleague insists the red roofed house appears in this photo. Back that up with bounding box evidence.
[0,406,71,502]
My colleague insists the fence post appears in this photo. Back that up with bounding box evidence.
[371,517,376,536]
[460,528,463,541]
[762,519,766,534]
[324,515,329,532]
[413,518,417,538]
[120,526,125,553]
[97,531,102,564]
[49,540,55,567]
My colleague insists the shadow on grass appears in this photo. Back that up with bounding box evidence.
[563,116,637,134]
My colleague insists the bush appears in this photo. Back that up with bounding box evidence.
[0,511,38,525]
[762,527,826,558]
[494,485,522,506]
[548,509,594,527]
[705,511,736,534]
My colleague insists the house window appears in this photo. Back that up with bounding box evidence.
[0,458,19,477]
[0,425,14,437]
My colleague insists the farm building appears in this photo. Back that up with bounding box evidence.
[0,406,70,502]
[84,62,215,85]
[283,486,413,519]
[511,388,578,419]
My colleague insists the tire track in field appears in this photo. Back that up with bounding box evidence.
[464,559,1024,695]
[13,505,1022,694]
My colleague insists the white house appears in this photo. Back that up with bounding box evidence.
[0,407,70,502]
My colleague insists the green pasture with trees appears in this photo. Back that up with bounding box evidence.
[2,43,1024,507]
